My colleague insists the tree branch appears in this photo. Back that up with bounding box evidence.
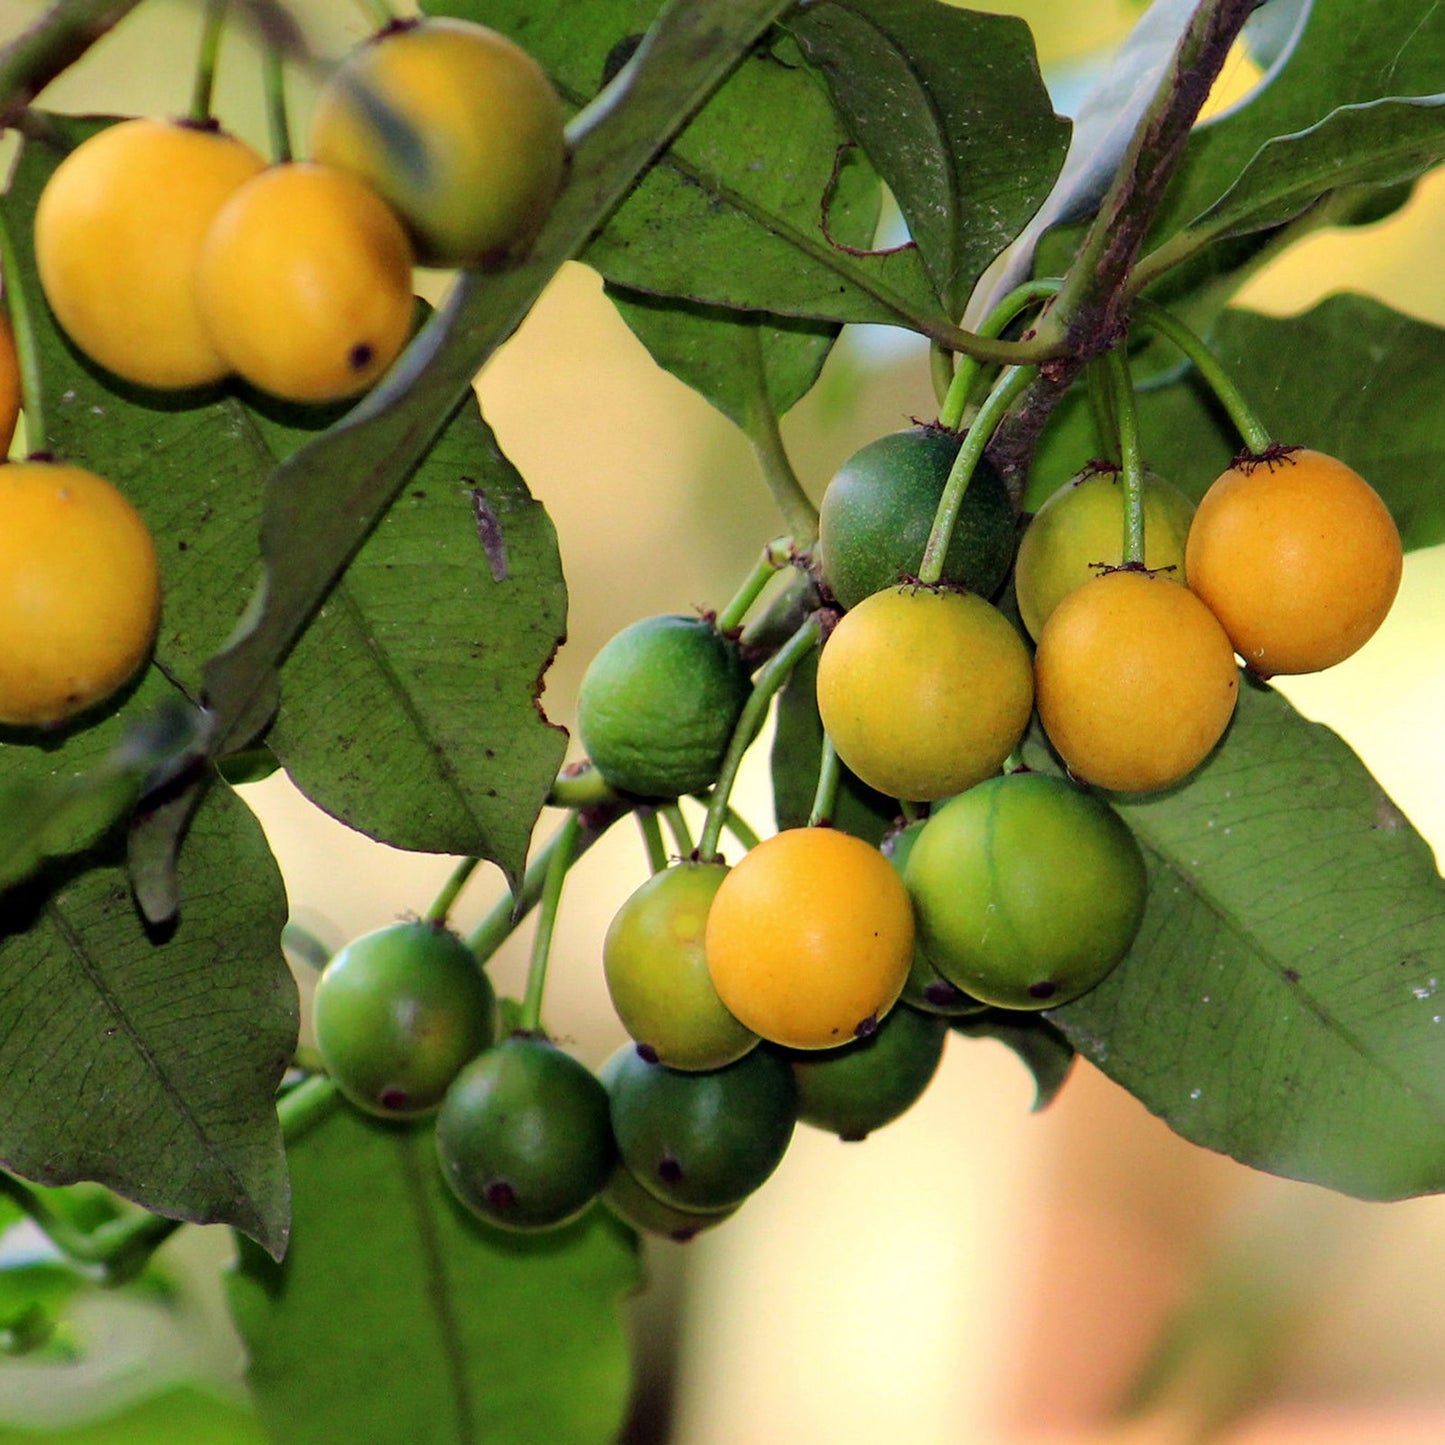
[988,0,1266,501]
[0,1,144,130]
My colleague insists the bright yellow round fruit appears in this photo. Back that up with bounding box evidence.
[0,308,18,455]
[309,18,567,267]
[1185,447,1403,676]
[1016,465,1195,641]
[815,585,1034,802]
[34,118,265,389]
[1034,568,1238,793]
[0,461,161,726]
[196,161,415,403]
[704,827,915,1051]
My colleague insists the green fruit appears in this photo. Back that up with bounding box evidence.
[817,425,1016,610]
[784,1004,949,1141]
[435,1034,616,1231]
[603,861,759,1071]
[312,920,496,1118]
[601,1044,796,1212]
[576,614,751,798]
[905,773,1147,1010]
[599,1162,737,1242]
[883,823,988,1017]
[308,17,567,267]
[1015,464,1195,641]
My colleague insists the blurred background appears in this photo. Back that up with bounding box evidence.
[3,1,1445,1441]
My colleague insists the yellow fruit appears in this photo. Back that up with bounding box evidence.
[0,461,161,726]
[1185,448,1403,676]
[34,118,266,389]
[196,162,415,404]
[704,827,915,1051]
[1034,568,1238,793]
[815,585,1034,802]
[309,18,567,267]
[1016,465,1195,640]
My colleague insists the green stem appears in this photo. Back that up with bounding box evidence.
[660,801,694,859]
[425,857,480,926]
[1130,297,1272,454]
[636,809,668,873]
[262,36,291,163]
[917,365,1037,585]
[281,921,331,973]
[718,805,761,854]
[743,398,818,548]
[0,1173,179,1284]
[1104,345,1146,566]
[697,613,822,861]
[0,204,47,454]
[929,343,954,409]
[547,766,617,809]
[518,811,581,1034]
[899,799,924,825]
[717,538,791,634]
[188,0,227,124]
[278,1073,341,1143]
[938,278,1061,431]
[808,735,842,829]
[1087,360,1122,467]
[355,0,397,29]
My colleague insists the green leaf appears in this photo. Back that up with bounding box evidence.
[1032,683,1445,1201]
[1145,94,1445,280]
[771,646,896,846]
[606,287,838,429]
[787,0,1069,317]
[0,781,295,1255]
[229,1105,640,1445]
[0,1387,267,1444]
[951,1011,1076,1112]
[969,0,1205,320]
[1029,295,1445,552]
[1156,0,1445,241]
[0,692,207,894]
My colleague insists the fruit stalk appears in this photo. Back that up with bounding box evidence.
[0,201,46,451]
[188,0,227,125]
[424,856,481,927]
[1103,343,1146,567]
[1131,297,1273,454]
[519,810,582,1034]
[938,277,1061,431]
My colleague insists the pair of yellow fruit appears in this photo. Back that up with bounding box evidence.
[34,18,566,403]
[817,446,1402,799]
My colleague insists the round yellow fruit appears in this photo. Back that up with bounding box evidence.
[309,18,567,267]
[34,118,266,389]
[196,161,415,404]
[0,461,161,726]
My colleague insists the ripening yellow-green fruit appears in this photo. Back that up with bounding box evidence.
[34,118,266,389]
[308,17,567,267]
[196,161,416,404]
[0,461,161,726]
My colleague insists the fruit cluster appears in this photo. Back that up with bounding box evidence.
[31,17,566,405]
[304,369,1404,1242]
[0,16,566,728]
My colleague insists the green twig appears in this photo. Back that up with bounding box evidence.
[424,857,481,926]
[938,278,1061,430]
[636,809,668,873]
[0,0,144,129]
[743,398,818,547]
[518,811,581,1034]
[697,613,822,861]
[0,204,47,454]
[917,365,1037,585]
[660,801,694,859]
[277,1073,341,1143]
[808,735,842,829]
[1104,345,1146,566]
[189,0,227,124]
[716,538,792,634]
[1130,297,1272,454]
